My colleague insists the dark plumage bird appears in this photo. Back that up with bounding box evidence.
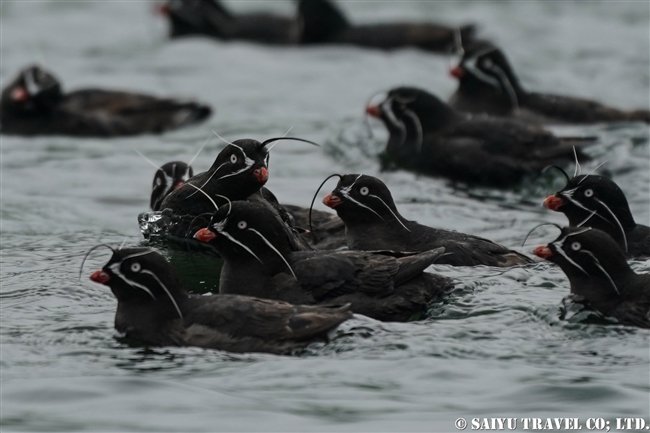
[297,0,475,53]
[322,174,532,267]
[150,161,194,211]
[449,41,650,124]
[157,0,300,44]
[1,65,212,137]
[149,138,343,248]
[534,227,650,329]
[193,201,454,321]
[282,204,347,250]
[89,247,352,354]
[367,86,594,187]
[159,139,270,217]
[543,174,650,258]
[155,138,313,251]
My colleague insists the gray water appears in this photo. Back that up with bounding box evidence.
[1,1,649,431]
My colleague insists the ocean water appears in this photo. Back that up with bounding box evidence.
[1,1,649,431]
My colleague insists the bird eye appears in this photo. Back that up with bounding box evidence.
[584,189,593,197]
[130,262,141,272]
[230,154,238,164]
[571,242,581,251]
[237,220,247,229]
[359,186,369,196]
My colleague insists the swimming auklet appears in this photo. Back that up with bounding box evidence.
[366,86,594,187]
[322,174,532,267]
[157,0,300,44]
[193,201,454,322]
[1,65,212,137]
[150,162,194,211]
[297,0,475,54]
[543,174,650,258]
[449,41,650,124]
[149,138,345,249]
[90,247,352,354]
[534,227,650,329]
[159,139,270,217]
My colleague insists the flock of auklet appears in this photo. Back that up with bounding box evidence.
[4,0,649,354]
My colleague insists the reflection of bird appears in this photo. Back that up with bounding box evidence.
[449,41,650,124]
[2,65,211,137]
[367,87,594,187]
[90,247,352,354]
[534,227,650,329]
[194,201,454,322]
[543,174,650,258]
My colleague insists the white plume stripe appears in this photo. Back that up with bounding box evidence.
[562,187,577,198]
[108,262,157,301]
[121,250,158,261]
[24,68,40,96]
[464,48,501,88]
[214,140,259,181]
[578,160,609,184]
[212,130,235,146]
[486,64,519,109]
[247,228,298,281]
[339,175,386,222]
[136,150,163,173]
[140,270,184,319]
[162,169,174,193]
[265,126,295,151]
[573,147,581,178]
[579,250,620,296]
[368,194,411,232]
[217,156,256,181]
[200,133,260,185]
[188,133,214,167]
[576,209,599,228]
[552,227,593,277]
[557,227,592,245]
[219,229,264,264]
[552,242,589,276]
[595,198,628,252]
[343,192,385,221]
[381,97,407,148]
[454,27,464,57]
[403,109,424,153]
[211,217,228,233]
[187,161,227,198]
[186,183,219,211]
[561,193,611,226]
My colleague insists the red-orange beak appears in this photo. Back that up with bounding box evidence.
[194,228,216,243]
[90,270,110,284]
[543,195,564,211]
[533,245,553,259]
[11,87,28,102]
[253,167,268,183]
[449,66,465,79]
[323,193,341,208]
[366,104,381,118]
[172,180,184,190]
